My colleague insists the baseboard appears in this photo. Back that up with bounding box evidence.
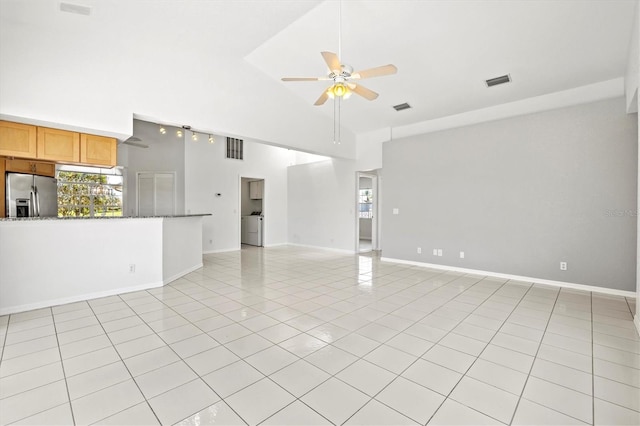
[204,247,239,254]
[287,243,355,254]
[380,257,636,298]
[0,281,164,316]
[163,263,203,285]
[263,243,288,248]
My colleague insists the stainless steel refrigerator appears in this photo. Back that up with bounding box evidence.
[6,173,58,218]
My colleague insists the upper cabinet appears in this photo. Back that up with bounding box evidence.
[0,120,117,167]
[0,121,37,158]
[80,134,117,167]
[37,127,80,163]
[249,180,264,200]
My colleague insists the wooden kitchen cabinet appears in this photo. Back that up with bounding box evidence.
[80,134,117,167]
[37,127,80,163]
[0,121,37,158]
[5,158,56,177]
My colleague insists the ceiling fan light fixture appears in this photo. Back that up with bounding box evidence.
[329,82,349,98]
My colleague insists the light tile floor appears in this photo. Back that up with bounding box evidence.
[1,246,639,425]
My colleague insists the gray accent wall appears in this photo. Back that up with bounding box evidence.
[382,97,638,291]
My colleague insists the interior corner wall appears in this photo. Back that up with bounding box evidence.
[288,159,357,252]
[382,97,638,291]
[121,120,186,216]
[184,138,289,253]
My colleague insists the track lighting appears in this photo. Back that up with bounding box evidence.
[158,124,216,145]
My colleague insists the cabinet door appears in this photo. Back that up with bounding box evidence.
[249,180,263,199]
[0,121,37,158]
[37,127,80,163]
[34,161,56,177]
[4,158,35,174]
[80,134,117,167]
[5,159,56,177]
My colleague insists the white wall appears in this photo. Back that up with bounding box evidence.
[288,159,357,252]
[120,120,186,216]
[185,137,290,252]
[162,217,204,283]
[0,219,162,314]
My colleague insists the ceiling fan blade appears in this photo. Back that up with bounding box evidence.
[282,77,322,81]
[321,51,342,74]
[351,84,379,101]
[314,89,330,106]
[352,64,397,79]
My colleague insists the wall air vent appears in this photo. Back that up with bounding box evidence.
[226,137,244,160]
[393,103,412,111]
[485,74,511,87]
[59,2,92,15]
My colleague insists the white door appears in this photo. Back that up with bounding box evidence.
[137,172,176,216]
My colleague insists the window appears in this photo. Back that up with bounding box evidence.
[57,167,123,217]
[359,189,373,218]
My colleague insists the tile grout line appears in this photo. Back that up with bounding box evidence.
[341,274,515,426]
[83,296,163,426]
[253,269,464,425]
[422,278,534,426]
[506,287,579,426]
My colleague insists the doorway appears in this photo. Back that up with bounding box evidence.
[240,176,264,248]
[356,172,378,253]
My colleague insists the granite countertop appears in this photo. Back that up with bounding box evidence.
[0,214,211,222]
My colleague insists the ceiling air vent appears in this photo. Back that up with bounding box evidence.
[226,137,244,160]
[393,103,412,112]
[59,2,92,15]
[485,74,511,87]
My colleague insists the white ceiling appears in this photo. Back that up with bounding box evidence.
[0,0,636,156]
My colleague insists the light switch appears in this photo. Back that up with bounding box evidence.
[393,208,399,215]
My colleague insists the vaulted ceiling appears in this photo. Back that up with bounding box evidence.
[0,0,636,158]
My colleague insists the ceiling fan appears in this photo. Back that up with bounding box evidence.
[282,51,397,106]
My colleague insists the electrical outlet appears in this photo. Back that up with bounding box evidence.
[417,247,422,254]
[460,251,465,259]
[129,264,136,273]
[437,249,443,257]
[560,262,567,271]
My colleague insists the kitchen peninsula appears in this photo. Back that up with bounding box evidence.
[0,214,209,315]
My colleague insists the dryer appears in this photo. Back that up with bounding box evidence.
[241,215,263,246]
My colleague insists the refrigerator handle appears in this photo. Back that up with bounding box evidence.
[35,186,41,217]
[29,189,36,217]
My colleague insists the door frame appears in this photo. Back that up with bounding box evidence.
[356,171,378,253]
[238,174,266,248]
